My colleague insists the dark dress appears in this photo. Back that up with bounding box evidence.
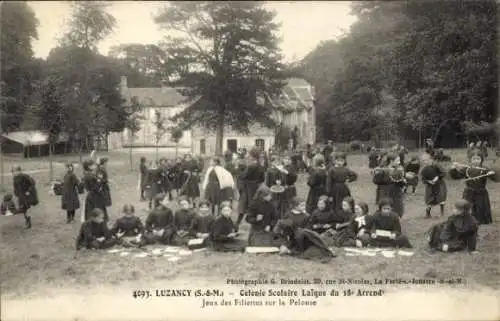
[180,160,201,198]
[330,215,369,247]
[246,198,280,246]
[276,212,334,261]
[449,166,494,224]
[13,173,38,213]
[404,162,421,188]
[368,151,379,169]
[189,214,215,236]
[210,216,246,252]
[61,172,80,211]
[428,214,478,252]
[308,209,336,234]
[146,168,164,200]
[325,166,357,212]
[96,167,112,207]
[173,209,196,245]
[83,172,106,221]
[306,167,327,214]
[358,211,412,248]
[111,216,144,236]
[235,163,247,214]
[239,162,265,214]
[373,170,405,217]
[76,220,116,250]
[143,205,176,245]
[421,165,447,206]
[139,163,148,191]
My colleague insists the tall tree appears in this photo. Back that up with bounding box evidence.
[123,96,143,170]
[155,2,286,155]
[152,109,168,160]
[60,1,116,51]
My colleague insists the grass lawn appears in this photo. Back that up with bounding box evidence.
[1,148,499,320]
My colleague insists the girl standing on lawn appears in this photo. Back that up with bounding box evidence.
[325,153,358,212]
[82,160,106,222]
[146,160,164,210]
[420,153,447,218]
[403,156,421,194]
[12,166,38,229]
[306,158,328,214]
[448,151,498,225]
[180,153,201,208]
[201,156,238,215]
[373,154,406,217]
[61,163,80,224]
[138,157,148,201]
[96,157,112,220]
[237,149,266,227]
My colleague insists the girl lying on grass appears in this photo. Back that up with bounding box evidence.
[427,200,479,254]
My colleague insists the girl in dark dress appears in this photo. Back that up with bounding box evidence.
[358,198,412,248]
[246,187,280,246]
[180,154,201,207]
[146,161,164,209]
[234,158,248,231]
[188,200,216,249]
[368,147,379,173]
[159,158,173,201]
[330,202,370,247]
[82,160,106,222]
[173,196,196,245]
[139,157,148,201]
[61,163,80,223]
[373,155,406,217]
[421,154,447,218]
[76,208,117,250]
[96,157,112,211]
[308,196,335,234]
[448,152,497,225]
[143,194,176,245]
[210,201,245,252]
[282,155,298,216]
[306,159,328,214]
[12,166,38,228]
[274,197,336,261]
[403,156,421,194]
[326,153,358,212]
[239,152,266,221]
[427,200,479,253]
[1,194,18,216]
[111,204,145,248]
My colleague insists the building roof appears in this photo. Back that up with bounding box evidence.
[1,131,69,146]
[121,87,189,107]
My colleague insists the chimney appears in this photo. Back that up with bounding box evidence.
[120,76,128,90]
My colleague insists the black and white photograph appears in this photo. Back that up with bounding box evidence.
[0,1,499,320]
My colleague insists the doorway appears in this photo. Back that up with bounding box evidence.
[255,138,265,151]
[200,139,206,155]
[227,139,237,153]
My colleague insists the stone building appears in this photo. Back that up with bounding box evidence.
[190,77,316,155]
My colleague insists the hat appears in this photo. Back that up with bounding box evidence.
[122,204,135,213]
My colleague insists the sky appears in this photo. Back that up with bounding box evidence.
[28,1,357,63]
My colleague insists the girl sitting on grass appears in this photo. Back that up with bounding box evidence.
[330,202,370,247]
[427,200,479,254]
[1,194,18,216]
[173,196,196,245]
[110,204,145,248]
[246,186,279,246]
[143,194,176,245]
[308,195,335,234]
[187,200,215,249]
[210,201,245,252]
[358,198,412,248]
[76,208,117,251]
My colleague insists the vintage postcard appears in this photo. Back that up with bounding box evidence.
[1,1,499,320]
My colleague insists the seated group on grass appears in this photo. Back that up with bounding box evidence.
[75,187,480,258]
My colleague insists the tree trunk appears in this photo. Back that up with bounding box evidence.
[129,146,133,171]
[0,140,4,192]
[175,143,179,158]
[156,141,159,161]
[49,143,54,182]
[214,113,225,156]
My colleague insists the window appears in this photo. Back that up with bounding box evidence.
[255,139,265,151]
[200,139,206,155]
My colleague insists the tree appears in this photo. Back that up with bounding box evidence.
[152,109,168,160]
[169,126,184,158]
[108,43,169,87]
[32,75,65,181]
[155,2,287,155]
[60,1,116,51]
